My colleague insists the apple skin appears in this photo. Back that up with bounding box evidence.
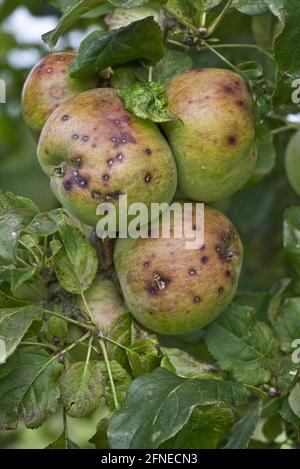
[163,68,257,202]
[22,52,93,138]
[114,203,243,335]
[37,88,177,227]
[78,273,128,335]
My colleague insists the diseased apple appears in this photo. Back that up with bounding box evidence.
[114,203,243,335]
[37,88,177,227]
[163,68,256,202]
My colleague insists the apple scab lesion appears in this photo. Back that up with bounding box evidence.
[63,169,89,191]
[147,272,170,296]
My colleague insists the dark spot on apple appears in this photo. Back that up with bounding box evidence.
[144,173,152,183]
[91,190,103,200]
[63,180,72,191]
[218,286,224,294]
[201,256,209,265]
[102,174,110,182]
[225,270,231,278]
[117,153,124,161]
[189,269,196,276]
[148,287,159,297]
[144,261,150,268]
[105,191,122,201]
[223,85,236,95]
[148,272,170,295]
[111,132,136,147]
[227,135,237,145]
[194,296,201,303]
[216,228,239,263]
[72,134,79,140]
[145,148,152,155]
[82,135,89,142]
[71,170,88,188]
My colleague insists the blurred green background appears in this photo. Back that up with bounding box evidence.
[0,0,299,448]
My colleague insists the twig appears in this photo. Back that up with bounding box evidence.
[81,292,120,411]
[42,308,96,332]
[205,0,234,37]
[201,39,239,72]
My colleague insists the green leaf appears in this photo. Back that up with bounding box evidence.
[153,50,193,86]
[46,431,80,449]
[165,0,195,27]
[53,224,98,295]
[99,360,132,410]
[69,17,164,79]
[0,209,36,264]
[49,239,62,257]
[285,131,300,197]
[108,367,248,449]
[0,265,36,295]
[267,278,291,325]
[42,0,105,48]
[106,313,132,366]
[275,298,300,353]
[127,339,161,376]
[0,191,39,212]
[264,0,285,21]
[233,0,269,15]
[106,4,161,30]
[188,0,223,12]
[262,414,283,441]
[118,81,174,122]
[108,0,153,6]
[0,346,63,430]
[237,62,273,118]
[252,13,274,50]
[280,397,300,437]
[205,304,279,385]
[0,306,41,363]
[161,347,219,379]
[224,400,263,449]
[274,0,300,75]
[111,66,140,88]
[48,316,69,339]
[25,209,64,237]
[284,207,300,278]
[289,382,300,418]
[162,403,234,449]
[268,355,299,392]
[89,416,110,448]
[60,362,104,418]
[249,122,275,184]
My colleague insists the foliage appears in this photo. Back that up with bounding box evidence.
[1,0,300,450]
